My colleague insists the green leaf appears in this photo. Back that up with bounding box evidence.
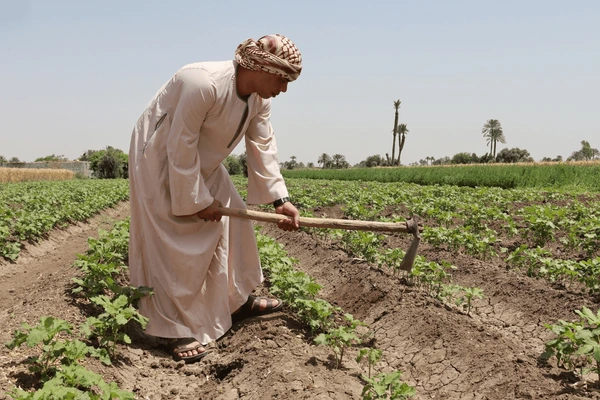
[575,344,594,356]
[594,345,600,363]
[314,334,327,346]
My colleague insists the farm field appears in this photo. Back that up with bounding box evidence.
[1,177,600,399]
[282,162,600,192]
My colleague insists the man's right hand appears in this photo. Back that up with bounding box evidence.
[196,199,223,222]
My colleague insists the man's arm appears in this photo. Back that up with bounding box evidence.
[245,100,298,229]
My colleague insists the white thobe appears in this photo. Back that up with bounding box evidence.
[128,60,289,344]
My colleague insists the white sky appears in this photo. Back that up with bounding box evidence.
[1,0,599,165]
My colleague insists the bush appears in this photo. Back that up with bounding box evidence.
[82,147,128,179]
[223,155,243,175]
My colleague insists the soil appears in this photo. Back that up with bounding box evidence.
[1,201,600,400]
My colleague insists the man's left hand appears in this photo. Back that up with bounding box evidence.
[275,202,300,231]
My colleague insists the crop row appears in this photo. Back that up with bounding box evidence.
[6,219,145,399]
[233,176,600,294]
[0,179,129,260]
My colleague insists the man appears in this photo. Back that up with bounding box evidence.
[128,34,302,363]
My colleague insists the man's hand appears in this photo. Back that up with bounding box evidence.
[197,199,223,222]
[275,202,299,231]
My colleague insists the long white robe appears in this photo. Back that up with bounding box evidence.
[128,60,289,344]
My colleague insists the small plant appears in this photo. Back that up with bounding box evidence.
[341,231,384,264]
[9,364,135,400]
[455,287,484,316]
[357,347,382,378]
[361,371,416,399]
[409,259,456,298]
[542,307,600,384]
[5,316,110,380]
[294,298,340,333]
[437,283,460,303]
[378,248,406,274]
[521,205,561,247]
[315,313,366,369]
[72,258,126,297]
[71,220,131,297]
[82,294,148,358]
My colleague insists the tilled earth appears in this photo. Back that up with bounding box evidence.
[1,201,600,399]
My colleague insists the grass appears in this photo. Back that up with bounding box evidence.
[282,162,600,192]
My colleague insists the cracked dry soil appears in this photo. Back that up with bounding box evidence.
[1,201,600,399]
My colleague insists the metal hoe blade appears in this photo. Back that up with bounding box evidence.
[398,215,421,272]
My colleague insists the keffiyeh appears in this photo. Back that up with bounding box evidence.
[235,34,302,82]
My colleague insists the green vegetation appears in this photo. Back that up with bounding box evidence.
[481,119,506,159]
[5,317,110,380]
[79,147,128,179]
[256,228,414,394]
[0,179,129,260]
[82,294,148,358]
[282,163,600,191]
[314,313,366,369]
[361,371,416,399]
[235,174,599,299]
[34,154,69,162]
[5,218,145,398]
[72,220,132,297]
[543,307,600,384]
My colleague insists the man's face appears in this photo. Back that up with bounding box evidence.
[256,71,289,99]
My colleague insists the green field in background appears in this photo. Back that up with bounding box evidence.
[282,163,600,192]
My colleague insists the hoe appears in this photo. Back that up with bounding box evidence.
[220,207,422,272]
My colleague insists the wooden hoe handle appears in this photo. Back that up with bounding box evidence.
[220,206,420,234]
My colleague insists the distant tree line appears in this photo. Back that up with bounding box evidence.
[0,156,22,164]
[2,135,599,180]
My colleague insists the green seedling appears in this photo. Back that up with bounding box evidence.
[9,364,135,400]
[5,316,110,381]
[82,294,148,358]
[542,307,600,384]
[455,287,484,316]
[361,371,416,400]
[315,313,366,369]
[357,347,382,379]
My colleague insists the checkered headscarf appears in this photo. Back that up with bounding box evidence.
[235,34,302,82]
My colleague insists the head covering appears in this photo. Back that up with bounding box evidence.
[235,34,302,82]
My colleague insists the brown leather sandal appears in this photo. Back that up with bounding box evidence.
[231,295,284,323]
[167,337,211,363]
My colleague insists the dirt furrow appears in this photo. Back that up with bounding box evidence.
[262,224,600,399]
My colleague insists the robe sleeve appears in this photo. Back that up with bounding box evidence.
[166,68,216,216]
[244,99,289,205]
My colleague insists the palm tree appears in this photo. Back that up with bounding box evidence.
[396,124,409,165]
[391,100,401,165]
[331,154,348,169]
[481,119,506,159]
[317,153,332,169]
